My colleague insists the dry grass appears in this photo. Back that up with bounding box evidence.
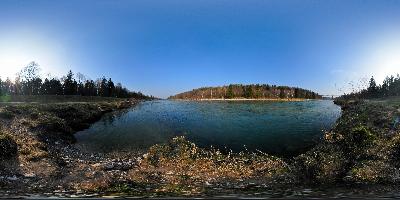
[128,136,290,194]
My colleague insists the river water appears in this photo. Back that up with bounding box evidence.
[75,100,341,156]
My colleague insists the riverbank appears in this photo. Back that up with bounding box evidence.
[0,97,399,198]
[0,99,139,197]
[0,95,128,104]
[295,97,400,184]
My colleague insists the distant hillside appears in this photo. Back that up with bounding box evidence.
[169,84,322,100]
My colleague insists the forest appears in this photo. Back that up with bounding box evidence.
[0,62,151,99]
[169,84,321,100]
[339,74,400,100]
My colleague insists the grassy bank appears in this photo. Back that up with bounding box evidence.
[0,98,139,194]
[299,97,400,184]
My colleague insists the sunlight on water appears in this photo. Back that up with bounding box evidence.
[75,100,341,156]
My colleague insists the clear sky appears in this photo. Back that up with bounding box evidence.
[0,0,400,98]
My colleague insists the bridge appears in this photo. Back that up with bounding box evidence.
[321,95,341,99]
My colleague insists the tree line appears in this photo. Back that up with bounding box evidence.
[169,84,321,99]
[339,74,400,100]
[0,62,152,99]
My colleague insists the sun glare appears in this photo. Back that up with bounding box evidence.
[0,32,64,80]
[369,43,400,83]
[354,33,400,84]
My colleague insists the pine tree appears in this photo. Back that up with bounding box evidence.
[107,78,115,97]
[225,85,234,99]
[367,76,378,98]
[99,77,108,97]
[244,86,254,98]
[63,70,78,95]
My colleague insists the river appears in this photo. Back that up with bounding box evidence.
[75,100,341,156]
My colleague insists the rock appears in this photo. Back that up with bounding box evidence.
[6,176,18,181]
[102,160,135,171]
[91,163,102,168]
[24,173,36,178]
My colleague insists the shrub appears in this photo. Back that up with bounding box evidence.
[349,125,376,146]
[293,144,348,184]
[0,110,15,119]
[349,160,395,183]
[35,115,70,133]
[0,134,18,158]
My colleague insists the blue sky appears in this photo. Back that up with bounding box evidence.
[0,0,400,98]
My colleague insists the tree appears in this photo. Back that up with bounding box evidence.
[367,76,378,98]
[107,78,115,97]
[0,65,150,99]
[84,80,97,96]
[75,72,87,96]
[13,76,22,95]
[0,78,2,96]
[225,85,234,99]
[244,86,254,98]
[31,77,42,95]
[98,77,108,97]
[42,78,63,95]
[41,78,50,95]
[77,82,85,95]
[101,77,108,97]
[294,88,299,98]
[75,72,87,84]
[20,62,40,81]
[279,88,286,99]
[51,78,63,95]
[63,70,78,95]
[19,62,41,95]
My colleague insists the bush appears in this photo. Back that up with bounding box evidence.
[0,134,18,158]
[349,126,376,146]
[293,144,348,184]
[0,110,15,119]
[35,115,70,133]
[348,160,395,183]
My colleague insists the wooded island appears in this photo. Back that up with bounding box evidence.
[169,84,322,100]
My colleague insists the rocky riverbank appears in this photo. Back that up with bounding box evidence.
[0,98,399,198]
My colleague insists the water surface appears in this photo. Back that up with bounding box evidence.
[75,100,341,156]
